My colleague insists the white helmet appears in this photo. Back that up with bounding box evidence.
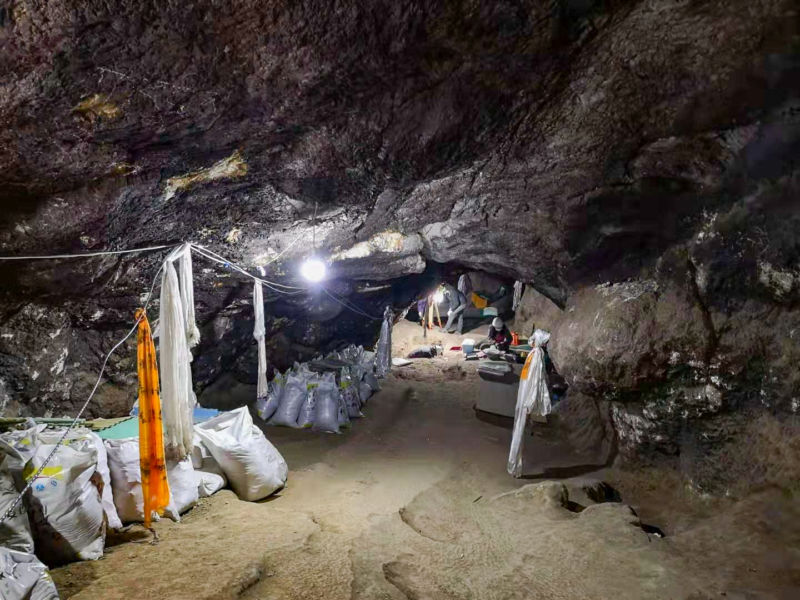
[492,317,504,329]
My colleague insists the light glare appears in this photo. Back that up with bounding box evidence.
[301,257,327,282]
[433,290,444,303]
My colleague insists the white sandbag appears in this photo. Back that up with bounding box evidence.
[194,407,287,502]
[256,376,284,422]
[508,329,552,478]
[270,372,306,428]
[105,438,194,524]
[0,547,59,600]
[24,433,105,564]
[340,368,362,418]
[297,381,317,428]
[364,370,380,393]
[311,373,340,434]
[0,458,34,553]
[166,458,199,516]
[337,388,351,429]
[84,433,123,530]
[190,436,227,485]
[358,381,373,405]
[196,470,226,498]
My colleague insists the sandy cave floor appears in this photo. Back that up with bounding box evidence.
[51,322,800,599]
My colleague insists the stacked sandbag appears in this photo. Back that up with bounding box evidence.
[0,426,114,565]
[256,374,285,421]
[312,372,341,434]
[104,438,199,524]
[194,407,287,501]
[259,344,379,432]
[0,456,34,553]
[0,547,60,600]
[190,436,227,498]
[269,371,307,428]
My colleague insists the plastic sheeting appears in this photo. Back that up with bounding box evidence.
[457,273,472,298]
[513,280,524,312]
[507,329,552,478]
[159,245,196,461]
[0,547,59,600]
[375,306,394,379]
[135,308,170,528]
[253,281,268,403]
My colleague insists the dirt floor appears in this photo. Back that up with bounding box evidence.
[52,321,800,599]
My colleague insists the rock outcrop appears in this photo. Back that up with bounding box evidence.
[1,1,798,486]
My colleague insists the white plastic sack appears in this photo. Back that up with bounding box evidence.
[105,438,194,524]
[256,376,284,422]
[358,381,373,405]
[253,280,268,402]
[160,255,196,461]
[0,547,59,600]
[375,306,394,378]
[340,368,362,418]
[167,458,199,515]
[270,372,306,428]
[297,380,317,428]
[507,329,552,478]
[24,433,106,564]
[312,373,340,434]
[0,458,34,553]
[190,436,227,485]
[84,433,123,529]
[194,407,288,502]
[196,470,226,498]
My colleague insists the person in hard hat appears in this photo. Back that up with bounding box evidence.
[441,282,467,334]
[488,317,513,351]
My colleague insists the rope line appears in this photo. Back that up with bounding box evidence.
[322,287,381,321]
[190,244,307,294]
[0,243,175,260]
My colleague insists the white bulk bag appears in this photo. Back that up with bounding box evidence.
[24,434,106,564]
[104,438,196,524]
[0,547,59,600]
[507,329,552,478]
[194,407,287,502]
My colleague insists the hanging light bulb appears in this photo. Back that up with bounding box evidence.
[433,289,444,303]
[301,257,326,282]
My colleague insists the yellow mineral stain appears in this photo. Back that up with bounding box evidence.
[73,93,122,121]
[164,150,248,200]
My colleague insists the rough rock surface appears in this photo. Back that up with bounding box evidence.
[1,1,799,485]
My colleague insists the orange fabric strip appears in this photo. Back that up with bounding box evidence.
[135,308,170,528]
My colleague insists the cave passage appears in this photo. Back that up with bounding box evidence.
[2,0,800,597]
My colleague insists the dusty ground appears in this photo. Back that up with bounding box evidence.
[51,322,800,599]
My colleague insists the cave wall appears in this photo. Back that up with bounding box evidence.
[1,0,798,483]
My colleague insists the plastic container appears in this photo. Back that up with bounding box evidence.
[462,338,475,354]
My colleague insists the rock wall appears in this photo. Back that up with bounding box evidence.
[1,0,798,484]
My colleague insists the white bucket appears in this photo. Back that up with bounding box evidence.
[462,338,475,354]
